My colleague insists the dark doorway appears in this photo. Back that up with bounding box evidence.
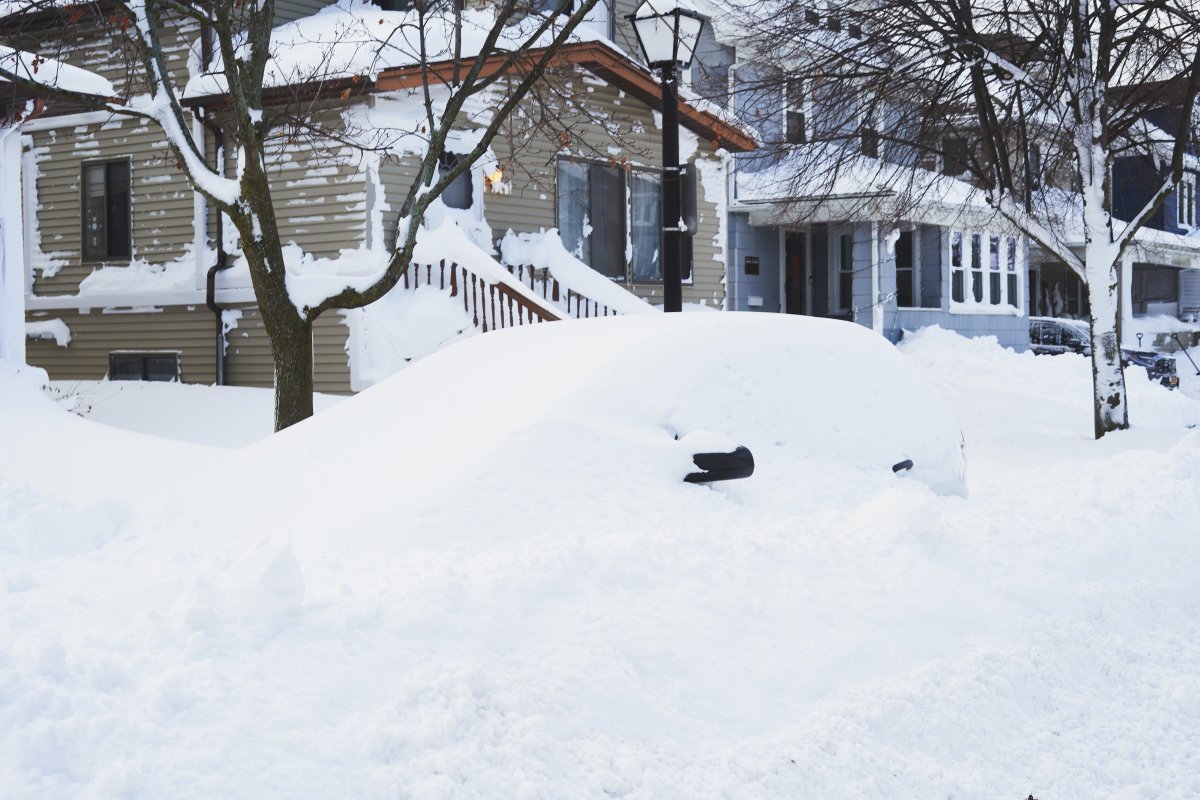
[785,231,807,314]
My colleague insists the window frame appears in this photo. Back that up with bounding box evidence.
[555,156,696,287]
[949,228,1025,314]
[1178,173,1196,229]
[835,231,855,315]
[894,228,919,309]
[80,157,133,263]
[108,351,181,382]
[784,77,811,145]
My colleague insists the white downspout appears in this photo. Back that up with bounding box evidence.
[0,126,26,363]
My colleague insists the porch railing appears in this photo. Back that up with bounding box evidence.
[503,263,622,320]
[403,260,562,332]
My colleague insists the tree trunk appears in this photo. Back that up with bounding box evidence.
[1084,242,1128,439]
[271,313,315,432]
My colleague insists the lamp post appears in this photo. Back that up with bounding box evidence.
[628,0,707,313]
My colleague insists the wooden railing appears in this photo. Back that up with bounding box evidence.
[403,260,561,333]
[503,264,621,320]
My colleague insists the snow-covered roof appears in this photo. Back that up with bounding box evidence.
[0,44,116,98]
[183,0,618,98]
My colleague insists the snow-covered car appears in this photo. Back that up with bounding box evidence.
[248,312,968,502]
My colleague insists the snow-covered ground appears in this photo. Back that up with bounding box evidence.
[2,317,1199,799]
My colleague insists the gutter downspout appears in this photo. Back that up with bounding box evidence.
[202,111,231,385]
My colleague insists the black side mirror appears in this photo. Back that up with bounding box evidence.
[685,445,755,483]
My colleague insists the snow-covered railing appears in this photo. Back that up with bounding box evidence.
[403,260,561,332]
[503,264,623,320]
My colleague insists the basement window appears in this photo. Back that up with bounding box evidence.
[81,159,131,261]
[109,351,180,382]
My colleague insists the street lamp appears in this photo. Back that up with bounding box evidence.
[628,0,707,313]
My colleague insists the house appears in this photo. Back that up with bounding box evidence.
[697,2,1200,352]
[4,0,753,391]
[670,2,1030,349]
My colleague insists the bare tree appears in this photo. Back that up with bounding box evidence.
[1,0,600,430]
[736,0,1200,438]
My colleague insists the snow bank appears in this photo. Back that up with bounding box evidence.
[48,380,345,448]
[3,322,1200,798]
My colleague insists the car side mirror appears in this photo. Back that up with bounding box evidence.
[685,445,755,483]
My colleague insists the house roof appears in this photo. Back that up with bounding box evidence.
[370,42,756,153]
[180,1,755,152]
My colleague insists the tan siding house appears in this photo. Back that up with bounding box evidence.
[14,6,751,395]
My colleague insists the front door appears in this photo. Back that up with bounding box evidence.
[784,231,807,315]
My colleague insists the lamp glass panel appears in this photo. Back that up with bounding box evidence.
[674,14,704,66]
[633,14,676,64]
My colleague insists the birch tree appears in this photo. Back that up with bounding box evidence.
[738,0,1200,438]
[0,0,600,430]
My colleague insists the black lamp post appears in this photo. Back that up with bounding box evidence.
[628,0,707,313]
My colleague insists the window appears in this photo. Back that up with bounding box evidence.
[942,136,968,177]
[438,152,473,210]
[859,96,880,158]
[970,233,983,302]
[109,351,180,382]
[988,234,1001,305]
[557,158,695,284]
[951,230,964,303]
[895,230,916,308]
[376,0,414,10]
[1029,143,1042,190]
[81,159,131,261]
[1178,175,1195,228]
[630,171,661,282]
[836,233,854,314]
[784,78,809,145]
[1006,236,1019,308]
[557,158,625,279]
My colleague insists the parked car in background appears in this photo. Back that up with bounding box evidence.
[1029,317,1090,356]
[1028,317,1179,389]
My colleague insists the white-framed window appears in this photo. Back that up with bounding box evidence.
[1006,236,1020,309]
[970,232,983,302]
[835,232,854,314]
[1178,174,1196,228]
[895,229,918,308]
[949,229,1025,313]
[784,77,810,145]
[950,230,964,303]
[988,234,1002,305]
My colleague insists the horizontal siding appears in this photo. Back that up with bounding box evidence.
[261,105,368,258]
[25,306,218,383]
[224,306,351,394]
[274,0,331,24]
[29,118,198,295]
[19,13,199,98]
[485,79,727,307]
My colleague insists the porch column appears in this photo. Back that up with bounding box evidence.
[0,127,25,363]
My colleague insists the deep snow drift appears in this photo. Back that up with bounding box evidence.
[2,317,1199,799]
